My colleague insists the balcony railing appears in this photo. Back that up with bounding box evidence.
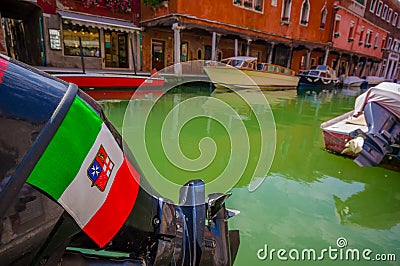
[348,0,366,17]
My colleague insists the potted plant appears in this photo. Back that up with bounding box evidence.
[333,32,340,38]
[244,1,252,8]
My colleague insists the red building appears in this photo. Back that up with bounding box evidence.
[330,0,389,78]
[140,0,338,73]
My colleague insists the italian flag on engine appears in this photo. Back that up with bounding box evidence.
[26,96,140,247]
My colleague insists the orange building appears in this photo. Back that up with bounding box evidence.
[140,0,338,73]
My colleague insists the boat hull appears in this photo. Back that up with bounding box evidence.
[203,66,299,90]
[55,74,165,100]
[298,75,339,89]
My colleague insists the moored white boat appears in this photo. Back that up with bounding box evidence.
[203,56,299,90]
[343,76,366,88]
[321,82,400,171]
[298,65,340,88]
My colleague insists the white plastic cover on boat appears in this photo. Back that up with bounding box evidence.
[353,82,400,118]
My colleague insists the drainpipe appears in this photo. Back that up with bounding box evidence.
[39,16,46,66]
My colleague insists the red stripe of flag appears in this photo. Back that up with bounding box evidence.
[0,57,9,84]
[83,156,140,247]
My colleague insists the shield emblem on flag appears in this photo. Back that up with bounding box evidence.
[87,145,114,191]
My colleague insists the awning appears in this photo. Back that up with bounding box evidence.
[58,11,141,33]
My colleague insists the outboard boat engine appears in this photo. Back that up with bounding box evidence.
[350,101,400,168]
[0,55,239,265]
[350,82,400,167]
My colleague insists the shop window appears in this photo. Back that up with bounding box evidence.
[392,12,398,26]
[300,0,310,26]
[369,0,377,13]
[62,21,100,57]
[281,0,292,24]
[376,1,383,16]
[387,8,393,22]
[381,4,388,20]
[181,42,188,62]
[104,31,128,68]
[320,6,327,29]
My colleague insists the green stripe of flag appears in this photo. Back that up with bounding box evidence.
[27,97,102,199]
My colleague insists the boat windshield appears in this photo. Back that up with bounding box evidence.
[228,60,243,67]
[309,70,320,76]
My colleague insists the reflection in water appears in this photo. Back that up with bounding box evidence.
[100,86,400,266]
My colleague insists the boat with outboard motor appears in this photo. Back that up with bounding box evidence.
[0,55,240,265]
[321,82,400,171]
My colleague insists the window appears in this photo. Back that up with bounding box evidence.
[376,1,383,16]
[254,0,263,11]
[369,0,377,12]
[334,14,341,37]
[348,21,355,41]
[244,0,253,8]
[381,37,386,50]
[234,0,263,12]
[300,0,310,25]
[359,26,365,44]
[281,0,292,23]
[382,4,388,19]
[365,30,372,47]
[393,12,398,26]
[387,8,393,22]
[320,6,327,29]
[62,21,100,57]
[387,37,392,50]
[374,33,379,48]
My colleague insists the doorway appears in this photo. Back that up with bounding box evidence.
[104,31,128,68]
[151,40,165,70]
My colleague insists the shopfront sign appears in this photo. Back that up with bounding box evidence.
[49,29,61,50]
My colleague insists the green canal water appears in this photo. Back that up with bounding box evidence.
[100,86,399,265]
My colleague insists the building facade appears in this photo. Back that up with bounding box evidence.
[364,0,400,80]
[1,0,141,71]
[330,0,388,78]
[1,0,399,79]
[140,0,338,73]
